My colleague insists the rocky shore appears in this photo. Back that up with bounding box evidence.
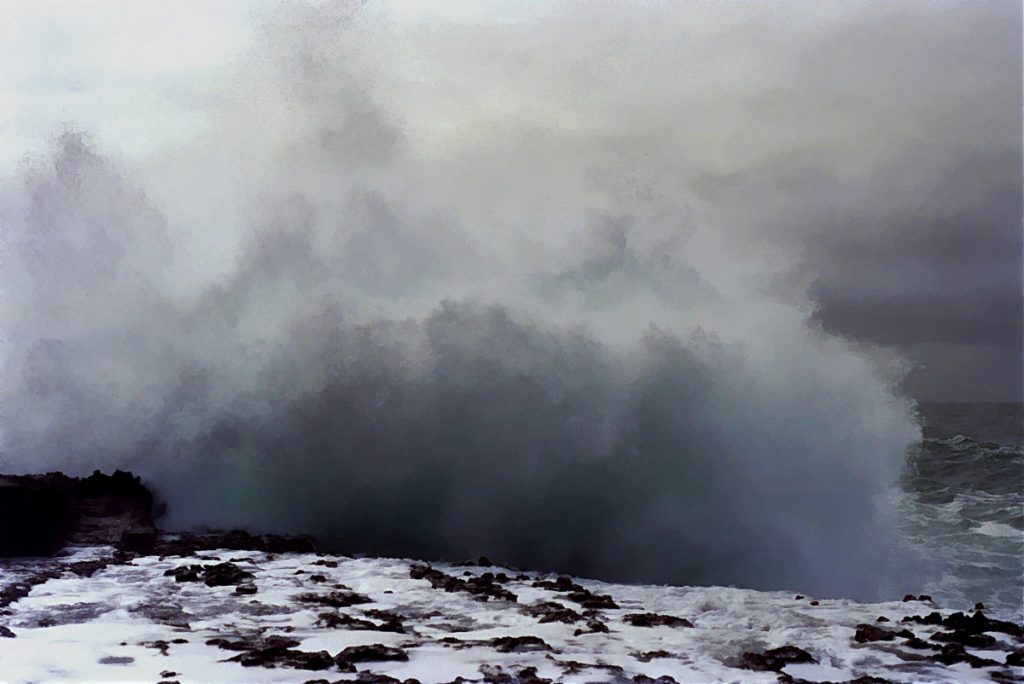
[0,471,1021,683]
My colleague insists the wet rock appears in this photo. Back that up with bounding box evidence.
[733,645,817,672]
[409,564,517,602]
[229,646,334,670]
[159,672,179,679]
[930,642,1000,668]
[941,610,1024,639]
[335,644,409,668]
[632,676,679,684]
[902,637,940,650]
[566,589,618,610]
[235,582,258,595]
[312,559,338,568]
[164,562,254,587]
[0,626,15,638]
[573,619,610,636]
[487,635,551,653]
[295,589,371,608]
[354,674,422,684]
[1007,649,1024,666]
[853,624,913,643]
[120,527,157,553]
[901,611,943,626]
[154,529,316,557]
[522,601,583,624]
[532,576,585,593]
[142,640,171,656]
[478,664,550,684]
[930,630,997,649]
[635,649,672,662]
[623,613,693,628]
[127,601,192,629]
[309,574,328,583]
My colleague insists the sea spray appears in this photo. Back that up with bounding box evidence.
[0,2,925,600]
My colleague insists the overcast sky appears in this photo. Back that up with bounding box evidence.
[2,0,1021,402]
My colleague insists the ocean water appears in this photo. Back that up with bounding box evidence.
[899,402,1023,619]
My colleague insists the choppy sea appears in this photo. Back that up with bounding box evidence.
[899,402,1023,619]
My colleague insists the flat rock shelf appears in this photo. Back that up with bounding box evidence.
[0,539,1021,683]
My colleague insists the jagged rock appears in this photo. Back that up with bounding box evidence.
[930,630,997,649]
[0,626,15,638]
[164,562,254,587]
[335,644,409,668]
[295,589,371,608]
[573,619,610,636]
[623,613,693,628]
[853,624,913,643]
[733,645,817,672]
[565,589,618,610]
[930,642,1000,668]
[522,601,583,624]
[487,635,551,653]
[409,564,517,602]
[0,470,154,556]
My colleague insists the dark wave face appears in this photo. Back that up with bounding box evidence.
[0,3,938,601]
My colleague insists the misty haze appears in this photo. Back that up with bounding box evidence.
[0,2,1021,682]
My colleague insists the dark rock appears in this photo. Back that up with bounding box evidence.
[809,600,819,606]
[941,610,1024,639]
[1007,649,1024,666]
[0,470,155,557]
[409,564,517,602]
[235,583,258,595]
[565,589,618,610]
[154,529,316,557]
[876,616,889,622]
[902,611,944,625]
[309,574,327,583]
[478,556,493,567]
[533,576,585,593]
[853,624,913,643]
[487,635,551,653]
[930,630,997,649]
[0,626,15,638]
[312,559,338,568]
[522,601,583,624]
[159,672,179,679]
[165,562,254,587]
[295,589,371,608]
[478,664,550,684]
[930,642,1000,668]
[335,644,409,666]
[632,676,679,684]
[623,613,693,628]
[229,647,334,670]
[902,637,940,650]
[573,619,610,636]
[635,649,673,662]
[120,527,157,553]
[733,645,816,672]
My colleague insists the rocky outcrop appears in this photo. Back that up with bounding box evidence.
[0,470,155,557]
